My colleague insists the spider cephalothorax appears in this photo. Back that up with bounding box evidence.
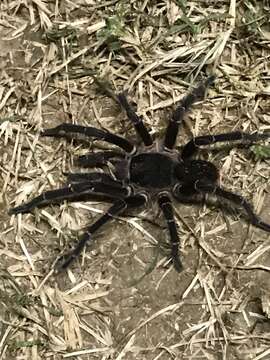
[9,76,270,272]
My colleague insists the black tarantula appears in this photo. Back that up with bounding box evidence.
[9,76,270,272]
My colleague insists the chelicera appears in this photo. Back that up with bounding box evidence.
[9,76,270,272]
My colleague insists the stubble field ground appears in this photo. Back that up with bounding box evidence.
[0,1,270,359]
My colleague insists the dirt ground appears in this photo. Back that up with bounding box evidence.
[1,1,270,359]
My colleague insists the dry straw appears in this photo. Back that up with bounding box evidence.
[1,0,270,359]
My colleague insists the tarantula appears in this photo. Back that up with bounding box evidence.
[9,76,270,272]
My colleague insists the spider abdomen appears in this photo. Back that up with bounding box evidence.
[129,153,176,189]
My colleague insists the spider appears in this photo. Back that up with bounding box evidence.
[9,76,270,272]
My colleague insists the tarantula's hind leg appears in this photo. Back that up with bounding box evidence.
[196,181,270,233]
[158,194,183,272]
[55,194,147,271]
[55,198,127,271]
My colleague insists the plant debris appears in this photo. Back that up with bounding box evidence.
[1,0,270,359]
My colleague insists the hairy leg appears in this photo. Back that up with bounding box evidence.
[158,193,182,272]
[77,150,124,167]
[9,181,130,214]
[117,93,153,146]
[56,194,147,271]
[64,172,122,185]
[41,123,135,153]
[164,75,215,150]
[195,181,270,232]
[182,131,270,159]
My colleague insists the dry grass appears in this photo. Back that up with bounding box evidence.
[1,0,270,359]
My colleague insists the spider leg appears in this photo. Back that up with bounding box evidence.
[182,131,270,159]
[9,181,130,215]
[158,194,182,272]
[117,93,153,146]
[195,181,270,232]
[56,194,147,271]
[41,123,135,153]
[164,75,215,150]
[77,150,124,167]
[64,172,122,185]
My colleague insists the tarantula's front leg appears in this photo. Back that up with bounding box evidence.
[117,93,153,146]
[9,181,130,215]
[182,131,270,159]
[158,193,182,272]
[41,123,135,153]
[195,181,270,232]
[164,75,215,150]
[77,150,124,168]
[56,194,147,271]
[64,172,122,185]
